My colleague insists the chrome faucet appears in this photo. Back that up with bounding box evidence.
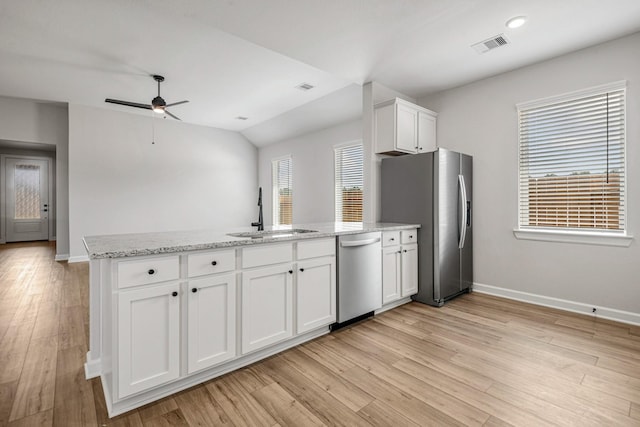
[251,187,264,231]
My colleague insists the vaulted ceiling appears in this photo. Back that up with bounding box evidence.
[1,1,639,146]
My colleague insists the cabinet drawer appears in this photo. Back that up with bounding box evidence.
[242,243,293,269]
[188,249,236,278]
[117,256,180,289]
[401,229,418,244]
[297,238,335,260]
[382,231,400,247]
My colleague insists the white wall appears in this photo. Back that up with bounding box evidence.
[0,97,69,257]
[68,105,257,259]
[257,120,362,225]
[418,32,640,314]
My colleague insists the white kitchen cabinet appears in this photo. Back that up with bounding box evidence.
[296,256,336,334]
[401,244,418,297]
[374,98,437,155]
[117,282,180,398]
[187,273,236,374]
[381,229,419,306]
[382,246,401,304]
[241,264,293,354]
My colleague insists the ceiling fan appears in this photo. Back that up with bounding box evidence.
[105,75,189,120]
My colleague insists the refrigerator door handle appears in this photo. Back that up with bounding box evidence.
[458,174,468,249]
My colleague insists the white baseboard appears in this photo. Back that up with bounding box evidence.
[84,351,101,379]
[473,282,640,326]
[54,254,69,262]
[68,255,90,263]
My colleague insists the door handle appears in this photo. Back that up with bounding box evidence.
[340,237,381,247]
[458,175,468,249]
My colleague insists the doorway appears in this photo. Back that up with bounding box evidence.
[3,156,51,242]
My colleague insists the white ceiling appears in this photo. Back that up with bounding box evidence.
[1,0,639,146]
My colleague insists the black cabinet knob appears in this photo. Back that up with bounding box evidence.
[390,237,395,241]
[288,270,293,274]
[409,235,413,238]
[397,250,402,254]
[211,261,217,266]
[191,288,198,293]
[403,249,408,253]
[299,268,305,272]
[171,291,178,297]
[148,269,156,275]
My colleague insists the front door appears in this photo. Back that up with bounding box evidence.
[5,157,49,242]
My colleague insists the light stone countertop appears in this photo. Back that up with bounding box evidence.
[83,222,421,259]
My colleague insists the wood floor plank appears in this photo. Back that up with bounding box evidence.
[253,357,373,427]
[8,335,58,421]
[279,348,375,412]
[53,345,97,426]
[204,373,276,426]
[0,381,17,426]
[173,385,232,426]
[251,382,326,426]
[7,409,53,427]
[631,402,640,420]
[356,400,421,427]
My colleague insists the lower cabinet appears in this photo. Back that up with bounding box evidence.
[187,273,236,374]
[241,264,293,354]
[117,282,181,398]
[296,256,336,334]
[382,246,401,304]
[381,240,419,305]
[401,244,418,296]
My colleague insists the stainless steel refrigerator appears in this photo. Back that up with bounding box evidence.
[381,148,472,306]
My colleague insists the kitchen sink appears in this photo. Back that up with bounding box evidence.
[227,229,318,239]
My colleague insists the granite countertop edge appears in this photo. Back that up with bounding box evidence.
[83,222,421,260]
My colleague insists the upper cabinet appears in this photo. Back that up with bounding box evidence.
[374,98,437,155]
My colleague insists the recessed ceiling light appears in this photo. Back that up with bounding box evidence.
[506,16,527,29]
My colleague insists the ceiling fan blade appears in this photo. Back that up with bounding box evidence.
[105,98,151,110]
[164,110,181,121]
[165,100,189,107]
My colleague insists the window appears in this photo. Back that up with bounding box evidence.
[272,157,292,226]
[334,143,363,222]
[517,82,626,236]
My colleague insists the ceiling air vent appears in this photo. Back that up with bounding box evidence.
[295,82,315,91]
[471,34,510,54]
[235,116,248,121]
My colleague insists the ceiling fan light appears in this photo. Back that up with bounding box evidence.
[152,105,165,114]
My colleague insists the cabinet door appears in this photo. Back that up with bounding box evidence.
[417,111,437,152]
[241,265,293,354]
[296,257,336,334]
[401,244,419,297]
[118,282,180,398]
[382,246,401,304]
[396,103,418,154]
[187,274,236,374]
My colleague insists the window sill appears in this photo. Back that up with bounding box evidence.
[513,229,633,247]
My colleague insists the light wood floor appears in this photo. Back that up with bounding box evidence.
[1,242,639,426]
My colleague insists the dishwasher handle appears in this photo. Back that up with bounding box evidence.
[339,237,381,248]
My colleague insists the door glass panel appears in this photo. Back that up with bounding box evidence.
[14,164,41,219]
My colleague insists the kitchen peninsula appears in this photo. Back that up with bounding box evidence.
[83,222,419,417]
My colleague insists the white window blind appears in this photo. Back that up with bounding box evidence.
[518,82,626,233]
[335,143,363,222]
[272,157,292,226]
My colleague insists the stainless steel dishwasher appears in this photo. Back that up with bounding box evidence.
[334,232,382,328]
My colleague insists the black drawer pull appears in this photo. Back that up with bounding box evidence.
[171,291,178,297]
[288,270,293,274]
[211,261,217,266]
[299,268,305,272]
[191,288,198,293]
[148,269,156,275]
